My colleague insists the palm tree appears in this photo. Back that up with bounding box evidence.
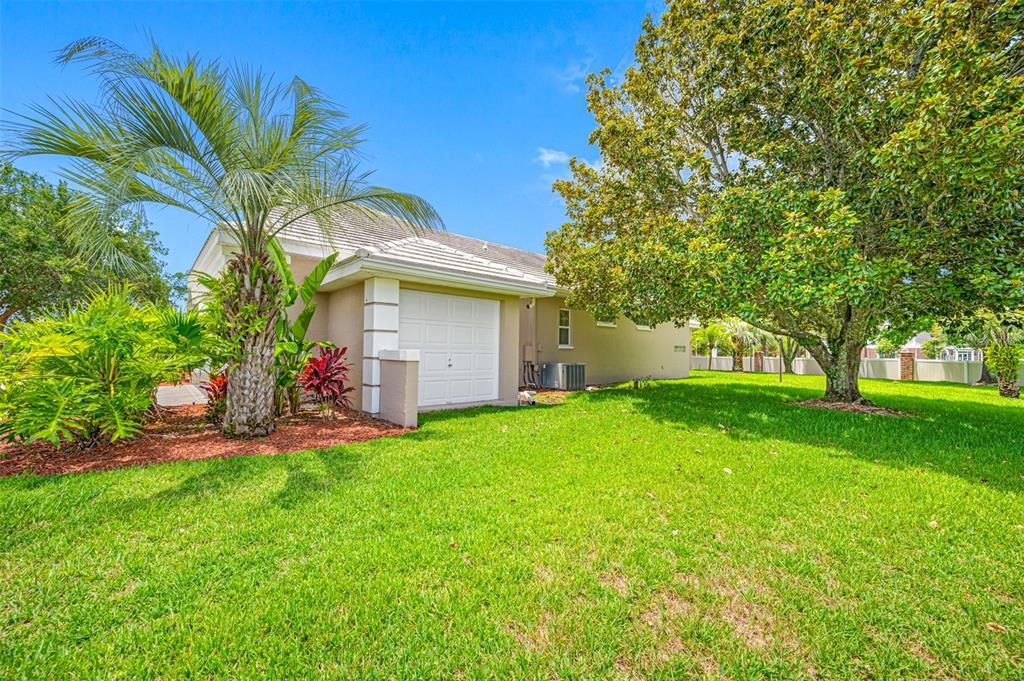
[943,310,1024,385]
[722,319,759,372]
[776,335,800,373]
[4,38,440,437]
[692,323,732,370]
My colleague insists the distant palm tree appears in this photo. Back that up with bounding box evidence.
[723,319,759,372]
[5,38,441,437]
[692,323,732,370]
[943,310,1024,385]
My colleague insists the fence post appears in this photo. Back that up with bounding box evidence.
[899,352,915,381]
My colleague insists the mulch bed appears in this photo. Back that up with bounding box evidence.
[0,405,410,478]
[793,399,910,417]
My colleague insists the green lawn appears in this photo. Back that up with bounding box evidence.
[1,372,1022,679]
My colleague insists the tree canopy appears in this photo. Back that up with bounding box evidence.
[0,163,183,330]
[546,0,1024,402]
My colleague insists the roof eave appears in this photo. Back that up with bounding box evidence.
[321,254,556,298]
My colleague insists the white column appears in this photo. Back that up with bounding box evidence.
[362,277,400,415]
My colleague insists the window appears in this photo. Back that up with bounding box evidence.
[595,317,617,328]
[558,308,572,348]
[957,350,972,361]
[635,324,652,332]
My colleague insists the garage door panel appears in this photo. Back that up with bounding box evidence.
[473,379,496,399]
[399,321,424,344]
[450,298,474,322]
[473,353,496,371]
[399,289,500,407]
[424,295,448,318]
[422,351,450,373]
[450,324,475,347]
[448,352,474,372]
[400,291,422,317]
[424,323,449,344]
[448,379,473,400]
[420,380,448,404]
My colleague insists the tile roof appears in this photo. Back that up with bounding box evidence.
[275,209,555,288]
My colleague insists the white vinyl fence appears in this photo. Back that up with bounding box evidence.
[693,356,1024,385]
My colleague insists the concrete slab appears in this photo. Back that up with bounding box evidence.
[156,384,208,407]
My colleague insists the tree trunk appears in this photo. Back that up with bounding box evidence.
[0,307,16,334]
[222,250,281,438]
[782,352,795,374]
[997,377,1020,398]
[976,360,996,385]
[810,339,869,404]
[732,344,744,372]
[708,350,714,371]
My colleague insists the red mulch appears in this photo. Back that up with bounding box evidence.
[0,406,411,477]
[793,399,910,417]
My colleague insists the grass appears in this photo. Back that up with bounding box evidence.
[1,371,1022,679]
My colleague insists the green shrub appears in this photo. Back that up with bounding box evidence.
[0,286,191,447]
[985,343,1023,399]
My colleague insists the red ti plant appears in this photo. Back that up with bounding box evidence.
[201,372,228,423]
[299,346,355,417]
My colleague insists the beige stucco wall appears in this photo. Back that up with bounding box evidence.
[323,283,365,411]
[527,296,691,385]
[286,255,331,343]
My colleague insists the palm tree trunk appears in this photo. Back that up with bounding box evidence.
[222,250,281,438]
[997,376,1020,398]
[732,344,744,372]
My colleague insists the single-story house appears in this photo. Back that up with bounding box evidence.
[189,211,692,420]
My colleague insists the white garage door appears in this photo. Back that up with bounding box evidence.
[398,290,500,407]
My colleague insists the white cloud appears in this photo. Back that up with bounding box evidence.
[535,147,571,167]
[551,57,593,94]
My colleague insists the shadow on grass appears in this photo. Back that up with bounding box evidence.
[584,373,1024,493]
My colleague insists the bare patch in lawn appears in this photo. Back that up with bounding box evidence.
[598,571,630,597]
[508,611,552,652]
[640,588,695,629]
[708,574,801,654]
[792,400,910,417]
[534,564,554,585]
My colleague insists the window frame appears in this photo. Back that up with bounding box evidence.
[558,308,573,348]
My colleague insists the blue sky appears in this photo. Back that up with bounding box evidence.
[1,1,655,276]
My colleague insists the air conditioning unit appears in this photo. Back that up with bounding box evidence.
[540,362,586,391]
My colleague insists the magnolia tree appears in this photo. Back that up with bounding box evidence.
[546,0,1024,403]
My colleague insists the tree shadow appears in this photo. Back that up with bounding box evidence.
[266,447,365,509]
[583,374,1024,493]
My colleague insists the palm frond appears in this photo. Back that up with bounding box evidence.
[7,36,441,266]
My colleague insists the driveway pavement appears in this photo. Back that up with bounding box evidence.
[156,384,207,407]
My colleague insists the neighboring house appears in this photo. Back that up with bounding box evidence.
[190,211,692,415]
[862,331,982,361]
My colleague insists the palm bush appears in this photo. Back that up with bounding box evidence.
[5,38,440,437]
[0,287,188,447]
[268,240,338,415]
[985,344,1023,399]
